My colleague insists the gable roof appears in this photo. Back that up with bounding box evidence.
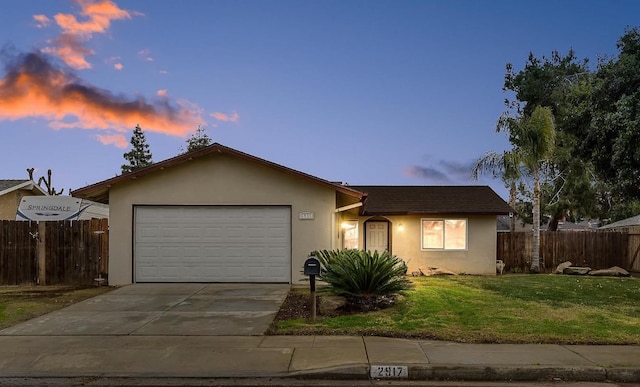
[349,185,512,215]
[599,214,640,230]
[72,143,364,203]
[0,179,48,196]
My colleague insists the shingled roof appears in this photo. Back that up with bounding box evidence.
[0,179,47,196]
[0,179,28,191]
[349,185,512,215]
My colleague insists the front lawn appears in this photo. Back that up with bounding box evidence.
[269,275,640,344]
[0,286,113,330]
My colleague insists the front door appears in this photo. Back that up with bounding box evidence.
[365,221,388,253]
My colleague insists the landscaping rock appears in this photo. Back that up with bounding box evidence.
[420,267,457,276]
[554,261,573,274]
[563,266,591,275]
[588,266,631,277]
[319,295,347,316]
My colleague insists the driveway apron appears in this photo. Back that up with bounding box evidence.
[0,283,290,336]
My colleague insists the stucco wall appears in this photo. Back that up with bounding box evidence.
[108,153,337,285]
[0,191,19,219]
[338,214,497,275]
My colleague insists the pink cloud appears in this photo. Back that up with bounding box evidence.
[114,63,123,70]
[40,0,139,70]
[54,0,132,35]
[211,111,239,123]
[96,133,128,148]
[42,33,95,70]
[0,52,205,142]
[156,89,168,97]
[33,14,51,28]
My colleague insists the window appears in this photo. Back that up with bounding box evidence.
[341,221,359,249]
[421,219,467,250]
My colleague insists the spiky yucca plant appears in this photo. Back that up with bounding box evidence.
[315,249,411,299]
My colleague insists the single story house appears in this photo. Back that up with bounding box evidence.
[72,143,512,285]
[0,179,48,220]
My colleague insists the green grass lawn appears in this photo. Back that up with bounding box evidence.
[272,275,640,344]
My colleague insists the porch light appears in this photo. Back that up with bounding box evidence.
[398,223,405,232]
[341,222,355,229]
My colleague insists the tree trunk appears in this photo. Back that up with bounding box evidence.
[547,210,563,232]
[531,168,541,273]
[509,180,516,232]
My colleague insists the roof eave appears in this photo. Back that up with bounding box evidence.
[0,180,48,197]
[72,143,364,201]
[361,210,512,216]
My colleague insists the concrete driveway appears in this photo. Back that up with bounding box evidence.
[0,283,289,336]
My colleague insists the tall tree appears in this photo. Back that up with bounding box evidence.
[503,50,600,230]
[183,125,212,153]
[585,27,640,203]
[122,125,153,174]
[500,106,556,273]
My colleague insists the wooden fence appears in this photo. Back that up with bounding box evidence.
[0,219,108,285]
[0,220,38,285]
[497,231,630,273]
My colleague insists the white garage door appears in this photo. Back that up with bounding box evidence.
[134,206,291,283]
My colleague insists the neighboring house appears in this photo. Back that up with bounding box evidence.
[0,179,48,220]
[72,143,511,285]
[554,219,601,231]
[599,214,640,233]
[498,216,601,232]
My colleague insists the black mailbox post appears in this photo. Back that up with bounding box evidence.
[304,255,320,320]
[304,256,321,276]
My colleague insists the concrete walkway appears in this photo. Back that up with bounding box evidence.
[0,335,639,383]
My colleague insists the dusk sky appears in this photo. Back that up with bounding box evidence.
[1,1,638,199]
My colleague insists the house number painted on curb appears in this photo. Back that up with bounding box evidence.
[370,365,408,379]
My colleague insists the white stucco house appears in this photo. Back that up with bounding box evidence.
[72,143,512,285]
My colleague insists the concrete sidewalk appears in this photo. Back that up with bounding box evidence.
[0,335,639,383]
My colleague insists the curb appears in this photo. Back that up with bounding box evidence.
[408,365,607,382]
[607,367,640,383]
[2,366,640,384]
[286,365,640,383]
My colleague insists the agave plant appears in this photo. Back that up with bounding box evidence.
[314,249,411,300]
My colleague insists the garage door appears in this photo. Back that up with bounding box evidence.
[134,206,291,283]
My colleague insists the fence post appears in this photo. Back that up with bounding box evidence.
[37,221,46,285]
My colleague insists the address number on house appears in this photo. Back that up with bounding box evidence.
[370,365,408,379]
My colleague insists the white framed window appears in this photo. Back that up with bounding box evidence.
[341,220,359,249]
[421,219,467,250]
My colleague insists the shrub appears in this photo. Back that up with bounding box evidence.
[314,249,412,303]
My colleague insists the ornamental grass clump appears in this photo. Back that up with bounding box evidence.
[315,249,412,311]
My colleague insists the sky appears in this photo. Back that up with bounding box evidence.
[1,0,639,199]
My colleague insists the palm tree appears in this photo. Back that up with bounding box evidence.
[475,105,556,273]
[472,150,520,232]
[506,106,556,273]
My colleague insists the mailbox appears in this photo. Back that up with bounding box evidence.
[304,256,321,276]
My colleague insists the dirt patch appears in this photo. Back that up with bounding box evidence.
[273,291,313,321]
[0,285,113,330]
[272,289,396,321]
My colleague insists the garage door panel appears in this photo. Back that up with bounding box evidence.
[135,206,291,283]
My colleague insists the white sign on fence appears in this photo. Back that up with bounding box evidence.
[16,196,107,221]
